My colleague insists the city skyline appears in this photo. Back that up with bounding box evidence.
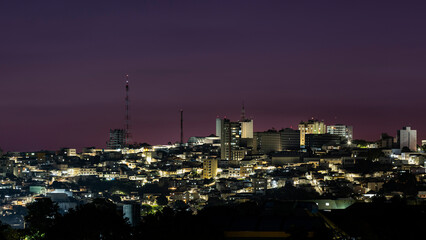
[1,102,421,152]
[1,1,426,151]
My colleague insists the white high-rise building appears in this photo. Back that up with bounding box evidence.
[216,118,222,137]
[240,120,253,138]
[397,126,417,151]
[327,124,353,142]
[239,104,253,139]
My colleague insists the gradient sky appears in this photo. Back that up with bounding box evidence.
[1,1,426,151]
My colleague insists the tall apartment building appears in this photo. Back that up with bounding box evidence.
[216,118,222,137]
[397,126,417,151]
[240,119,254,138]
[239,103,253,139]
[218,118,242,160]
[327,124,353,142]
[216,113,254,160]
[107,129,125,149]
[203,159,218,179]
[298,119,326,146]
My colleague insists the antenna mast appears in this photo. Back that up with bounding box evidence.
[125,74,131,147]
[240,101,246,121]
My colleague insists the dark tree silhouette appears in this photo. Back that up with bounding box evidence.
[47,198,131,240]
[172,200,190,212]
[401,146,411,152]
[382,172,418,196]
[24,198,59,234]
[156,195,168,206]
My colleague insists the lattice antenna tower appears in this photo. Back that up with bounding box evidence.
[125,74,132,146]
[240,101,246,121]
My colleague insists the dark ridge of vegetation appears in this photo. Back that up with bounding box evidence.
[2,197,425,240]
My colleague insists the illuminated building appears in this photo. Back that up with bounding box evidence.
[217,105,253,159]
[219,118,242,160]
[203,159,218,179]
[327,124,353,142]
[232,148,247,161]
[107,129,125,149]
[239,103,253,139]
[298,119,326,146]
[397,126,417,151]
[187,135,220,146]
[216,117,253,140]
[61,148,77,157]
[240,120,254,138]
[252,177,267,195]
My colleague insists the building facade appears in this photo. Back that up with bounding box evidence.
[240,120,254,138]
[279,128,300,150]
[203,159,218,179]
[305,133,342,149]
[298,119,326,146]
[253,130,281,154]
[397,126,417,151]
[327,124,353,142]
[107,129,125,149]
[219,118,242,160]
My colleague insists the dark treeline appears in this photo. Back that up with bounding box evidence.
[324,200,426,240]
[0,198,331,240]
[1,197,425,240]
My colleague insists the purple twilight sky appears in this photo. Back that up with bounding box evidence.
[1,1,426,151]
